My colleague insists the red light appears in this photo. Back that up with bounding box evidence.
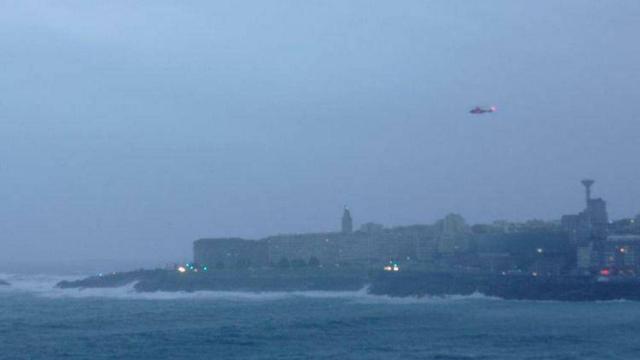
[600,269,610,276]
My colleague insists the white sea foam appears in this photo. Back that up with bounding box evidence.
[0,273,80,294]
[347,289,501,305]
[0,273,501,303]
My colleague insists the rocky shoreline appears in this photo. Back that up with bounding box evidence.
[56,268,368,293]
[56,267,640,302]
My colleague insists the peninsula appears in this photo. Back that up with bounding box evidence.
[58,180,640,301]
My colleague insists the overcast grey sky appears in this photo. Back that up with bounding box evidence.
[1,1,639,263]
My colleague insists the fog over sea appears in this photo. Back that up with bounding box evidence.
[2,1,640,359]
[1,273,639,360]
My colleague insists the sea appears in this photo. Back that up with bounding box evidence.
[2,273,640,360]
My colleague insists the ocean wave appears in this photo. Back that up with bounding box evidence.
[0,273,508,305]
[0,273,504,303]
[349,290,502,305]
[0,273,81,293]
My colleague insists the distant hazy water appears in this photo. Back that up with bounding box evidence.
[1,274,640,360]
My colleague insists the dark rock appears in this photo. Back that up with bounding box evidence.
[55,267,640,301]
[56,268,368,293]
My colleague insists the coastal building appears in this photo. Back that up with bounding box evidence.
[436,214,470,254]
[359,222,384,233]
[193,208,434,269]
[602,235,640,274]
[265,228,422,267]
[576,243,594,270]
[192,184,635,276]
[529,254,567,276]
[561,180,611,272]
[341,207,353,234]
[265,233,340,266]
[472,252,516,273]
[609,218,639,235]
[193,238,268,269]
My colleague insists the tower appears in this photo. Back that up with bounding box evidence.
[581,179,594,206]
[341,207,353,234]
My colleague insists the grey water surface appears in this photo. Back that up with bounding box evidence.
[1,275,638,360]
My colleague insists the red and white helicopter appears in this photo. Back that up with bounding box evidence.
[469,105,497,114]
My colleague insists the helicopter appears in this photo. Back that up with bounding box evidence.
[469,105,496,114]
